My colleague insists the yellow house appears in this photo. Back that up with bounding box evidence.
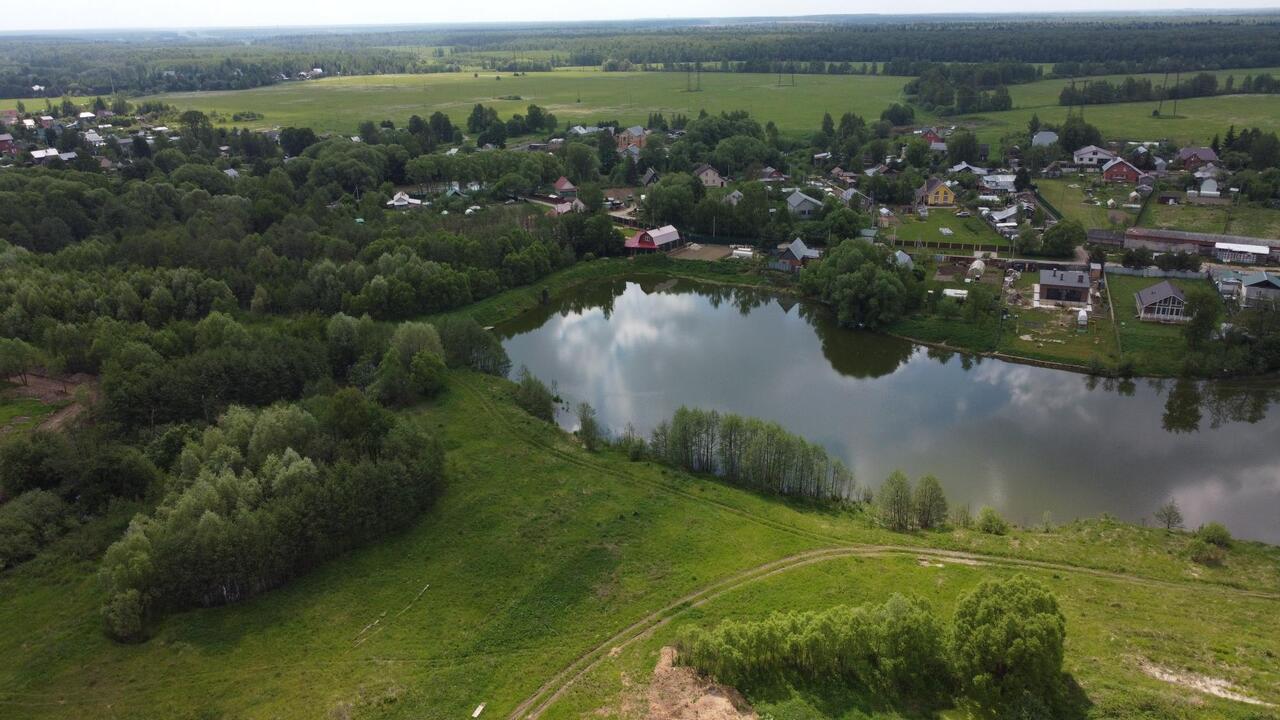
[914,178,955,206]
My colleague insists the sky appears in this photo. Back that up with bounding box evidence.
[3,2,1279,33]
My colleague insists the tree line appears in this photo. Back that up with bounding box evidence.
[1058,72,1280,107]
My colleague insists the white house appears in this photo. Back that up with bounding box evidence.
[1073,145,1116,167]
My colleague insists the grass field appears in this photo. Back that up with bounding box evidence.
[1036,178,1141,230]
[1139,195,1280,239]
[1001,304,1120,368]
[1,371,1277,720]
[5,66,1278,147]
[133,70,913,135]
[888,209,1009,248]
[1105,273,1218,376]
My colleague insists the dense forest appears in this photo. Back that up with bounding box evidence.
[1058,71,1280,106]
[5,15,1280,97]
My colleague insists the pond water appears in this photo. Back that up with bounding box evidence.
[496,277,1280,543]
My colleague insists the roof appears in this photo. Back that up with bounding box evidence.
[723,190,744,205]
[1075,145,1114,157]
[1135,280,1186,308]
[1040,268,1089,289]
[893,250,913,267]
[1031,130,1059,146]
[948,161,988,175]
[1178,146,1219,162]
[1216,242,1268,254]
[1241,271,1280,288]
[553,176,576,192]
[1125,226,1280,250]
[989,206,1019,222]
[786,190,823,210]
[783,237,821,260]
[625,225,681,250]
[1102,158,1138,173]
[918,177,947,195]
[692,163,720,177]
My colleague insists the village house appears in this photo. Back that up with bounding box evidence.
[1031,130,1059,147]
[980,173,1017,194]
[917,127,945,145]
[692,163,727,188]
[914,177,955,206]
[948,161,988,176]
[547,198,587,217]
[640,167,661,186]
[864,163,891,178]
[615,125,648,151]
[1039,269,1091,305]
[385,191,423,209]
[773,237,822,272]
[841,186,873,211]
[1237,272,1280,309]
[786,190,824,218]
[0,133,15,155]
[723,189,744,206]
[625,225,682,254]
[1101,158,1144,184]
[759,166,787,183]
[1073,145,1116,167]
[1178,146,1219,171]
[829,166,859,185]
[1134,280,1188,322]
[552,176,577,198]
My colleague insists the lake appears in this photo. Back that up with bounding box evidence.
[496,276,1280,543]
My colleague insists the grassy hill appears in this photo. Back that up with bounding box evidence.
[1,371,1277,719]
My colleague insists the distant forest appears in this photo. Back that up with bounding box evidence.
[3,16,1280,97]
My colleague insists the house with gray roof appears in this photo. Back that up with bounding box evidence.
[772,237,822,272]
[1134,280,1188,322]
[786,190,823,218]
[722,189,744,206]
[1039,269,1090,305]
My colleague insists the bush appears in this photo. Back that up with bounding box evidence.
[952,575,1066,710]
[409,351,448,398]
[1188,538,1226,566]
[512,366,556,422]
[576,402,601,451]
[1196,522,1232,548]
[976,506,1009,535]
[0,490,75,570]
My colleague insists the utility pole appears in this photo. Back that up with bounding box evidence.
[1172,70,1181,117]
[1156,71,1169,116]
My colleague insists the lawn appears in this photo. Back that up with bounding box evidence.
[1104,272,1218,376]
[1140,196,1280,239]
[121,69,915,136]
[1000,304,1120,369]
[887,209,1009,249]
[1036,178,1141,230]
[2,371,1277,720]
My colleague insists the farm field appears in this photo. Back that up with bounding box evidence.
[1,371,1277,720]
[129,70,914,135]
[1139,195,1280,239]
[1037,177,1141,230]
[960,92,1280,146]
[887,208,1009,249]
[1105,273,1217,376]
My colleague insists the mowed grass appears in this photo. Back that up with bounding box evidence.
[1037,178,1141,230]
[889,209,1009,248]
[1001,305,1120,368]
[1,370,1278,718]
[1140,196,1280,239]
[1106,273,1217,376]
[134,70,914,135]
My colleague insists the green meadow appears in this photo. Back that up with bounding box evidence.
[2,366,1277,719]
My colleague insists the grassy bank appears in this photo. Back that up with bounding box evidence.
[2,372,1275,719]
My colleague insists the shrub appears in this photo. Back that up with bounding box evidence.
[409,351,448,398]
[976,506,1009,535]
[0,490,75,570]
[512,366,556,422]
[1188,538,1226,566]
[576,402,601,451]
[1196,522,1232,548]
[952,575,1066,709]
[950,503,972,529]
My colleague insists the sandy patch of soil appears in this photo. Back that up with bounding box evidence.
[647,647,756,720]
[3,373,97,433]
[1138,658,1274,707]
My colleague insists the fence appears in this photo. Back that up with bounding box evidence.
[1104,266,1207,280]
[886,238,1005,254]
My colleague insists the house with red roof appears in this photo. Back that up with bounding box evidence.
[624,225,682,254]
[552,176,577,198]
[1102,158,1143,184]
